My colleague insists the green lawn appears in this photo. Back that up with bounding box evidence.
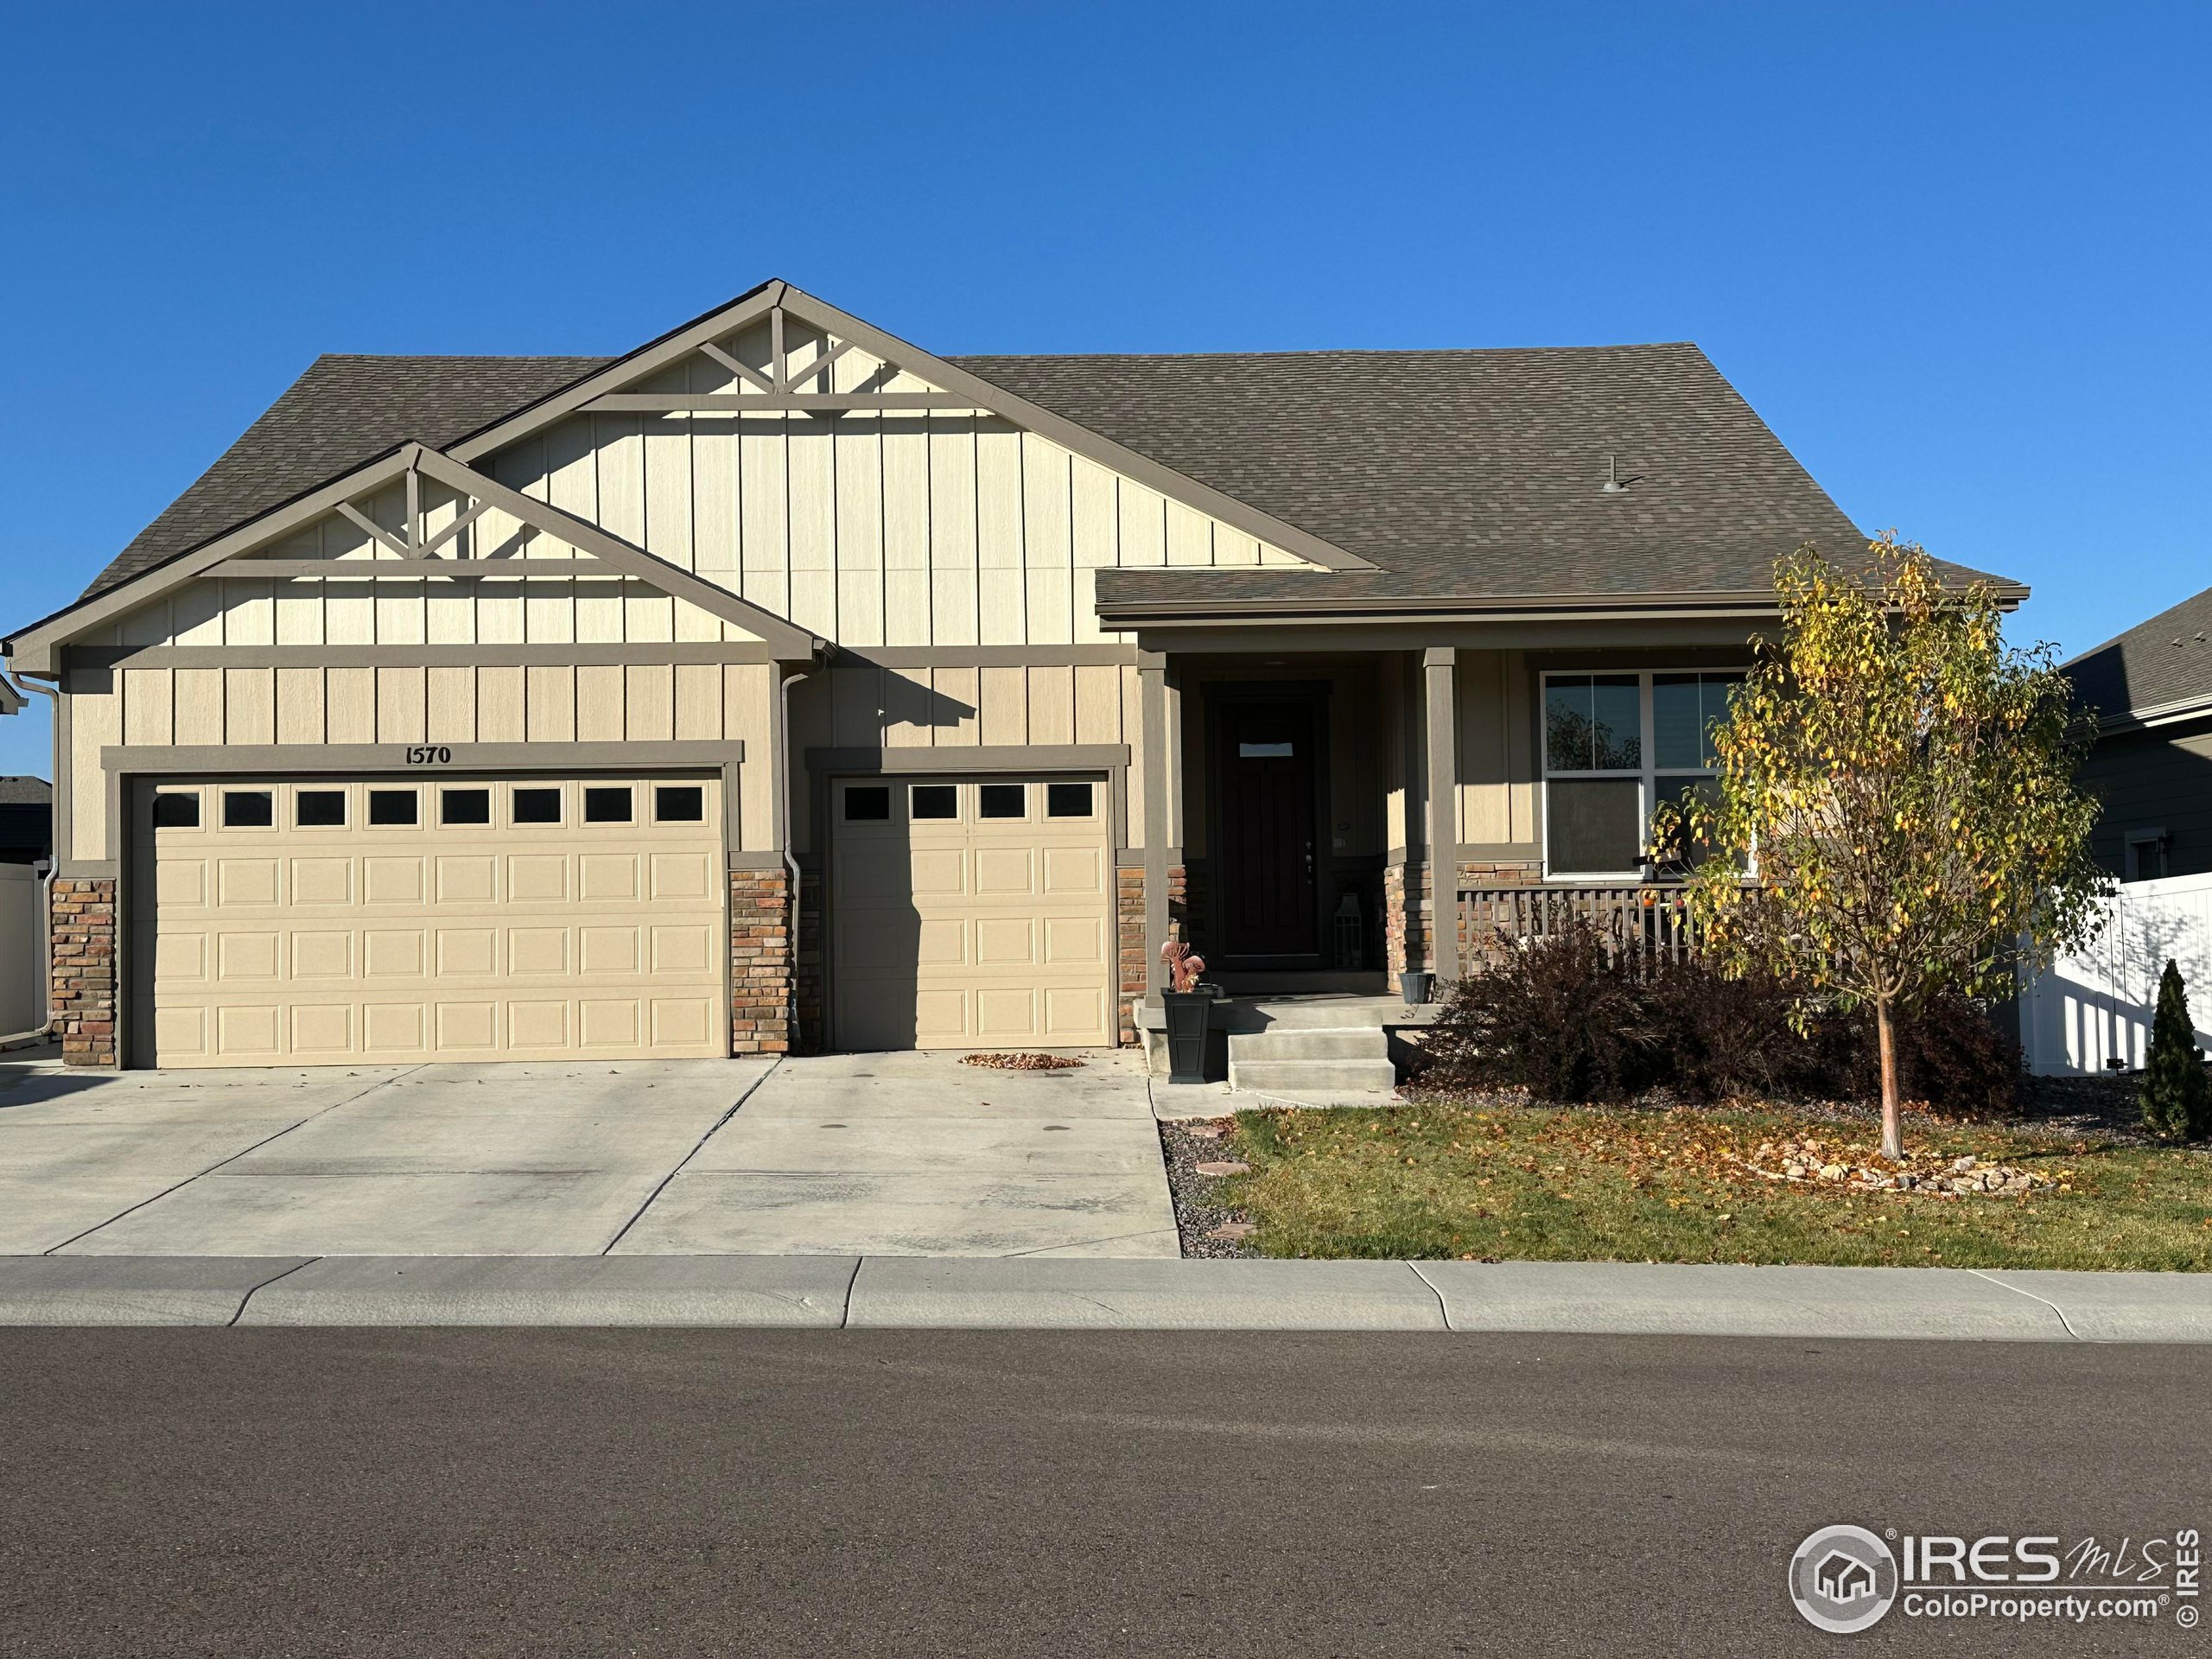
[1217,1101,2212,1269]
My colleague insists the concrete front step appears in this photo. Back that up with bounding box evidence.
[1230,1027,1391,1062]
[1217,995,1420,1033]
[1227,1058,1402,1093]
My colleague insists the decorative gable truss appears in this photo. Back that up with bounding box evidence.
[448,286,1359,649]
[20,445,818,667]
[12,280,1364,670]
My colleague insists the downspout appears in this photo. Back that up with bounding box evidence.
[0,671,60,1052]
[777,665,810,1050]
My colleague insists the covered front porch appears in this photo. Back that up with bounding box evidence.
[1130,645,1484,1007]
[1123,633,1744,1082]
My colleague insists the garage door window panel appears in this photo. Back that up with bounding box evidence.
[653,785,704,823]
[368,789,419,827]
[440,787,492,826]
[843,785,893,822]
[295,789,346,828]
[979,784,1027,820]
[584,785,633,824]
[151,791,200,830]
[222,790,275,829]
[1046,782,1095,819]
[512,786,562,825]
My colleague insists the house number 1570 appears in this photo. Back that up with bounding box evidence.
[402,745,454,766]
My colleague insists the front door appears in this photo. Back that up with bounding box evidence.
[1216,701,1320,959]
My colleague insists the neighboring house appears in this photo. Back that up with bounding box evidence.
[0,776,54,865]
[2064,587,2212,881]
[1,278,2018,1070]
[2017,588,2212,1076]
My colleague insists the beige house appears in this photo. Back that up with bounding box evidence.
[2,278,2016,1070]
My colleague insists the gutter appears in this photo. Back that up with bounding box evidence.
[773,639,832,1049]
[1095,584,2032,630]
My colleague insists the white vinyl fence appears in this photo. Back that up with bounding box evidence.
[0,861,47,1036]
[2020,872,2212,1076]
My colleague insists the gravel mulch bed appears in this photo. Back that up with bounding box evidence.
[1159,1117,1258,1258]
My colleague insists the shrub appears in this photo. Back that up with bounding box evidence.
[2140,958,2211,1141]
[1420,921,1669,1102]
[1421,918,2023,1112]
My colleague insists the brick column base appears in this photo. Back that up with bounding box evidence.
[1458,859,1544,969]
[1383,861,1428,980]
[729,868,794,1054]
[52,877,118,1068]
[1115,863,1186,1046]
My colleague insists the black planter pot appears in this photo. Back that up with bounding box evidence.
[1161,990,1211,1084]
[1399,969,1433,1006]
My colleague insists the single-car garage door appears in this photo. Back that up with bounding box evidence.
[130,774,727,1067]
[830,774,1112,1051]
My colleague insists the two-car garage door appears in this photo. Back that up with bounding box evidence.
[830,774,1113,1051]
[131,774,727,1067]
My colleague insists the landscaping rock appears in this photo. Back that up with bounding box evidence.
[1741,1135,2056,1198]
[1194,1160,1250,1178]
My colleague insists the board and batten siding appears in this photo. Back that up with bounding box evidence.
[64,661,778,862]
[786,658,1148,855]
[1455,649,1538,849]
[83,320,1315,657]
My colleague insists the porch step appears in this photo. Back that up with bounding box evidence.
[1227,1057,1402,1094]
[1230,1027,1390,1062]
[1224,994,1403,1096]
[1216,995,1413,1033]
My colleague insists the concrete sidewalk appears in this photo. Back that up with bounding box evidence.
[3,1255,2209,1339]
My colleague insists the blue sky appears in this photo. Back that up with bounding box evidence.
[2,1,2205,779]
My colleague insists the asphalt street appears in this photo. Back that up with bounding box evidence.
[2,1331,2201,1657]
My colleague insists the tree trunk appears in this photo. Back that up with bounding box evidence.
[1876,998,1904,1161]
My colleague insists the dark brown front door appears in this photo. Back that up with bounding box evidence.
[1217,701,1320,958]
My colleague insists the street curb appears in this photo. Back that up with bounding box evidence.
[3,1255,2208,1337]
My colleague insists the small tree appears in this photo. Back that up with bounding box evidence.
[2140,958,2210,1141]
[1656,536,2107,1160]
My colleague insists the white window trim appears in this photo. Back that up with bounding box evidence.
[1540,669,1745,882]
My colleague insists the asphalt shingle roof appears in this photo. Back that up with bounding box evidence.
[86,354,611,597]
[2066,587,2212,723]
[80,340,2015,608]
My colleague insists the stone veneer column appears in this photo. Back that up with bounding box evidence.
[52,876,118,1067]
[728,868,793,1054]
[1116,863,1185,1046]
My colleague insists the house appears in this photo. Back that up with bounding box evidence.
[1815,1551,1876,1603]
[0,776,54,866]
[2064,587,2212,880]
[1,278,2018,1070]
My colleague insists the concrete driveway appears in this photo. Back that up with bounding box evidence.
[610,1050,1179,1258]
[0,1050,1175,1259]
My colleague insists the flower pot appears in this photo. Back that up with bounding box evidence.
[1161,990,1211,1084]
[1399,969,1433,1006]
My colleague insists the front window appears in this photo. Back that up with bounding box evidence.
[1542,671,1744,878]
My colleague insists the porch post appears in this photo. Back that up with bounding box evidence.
[1424,646,1460,983]
[1139,652,1169,1000]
